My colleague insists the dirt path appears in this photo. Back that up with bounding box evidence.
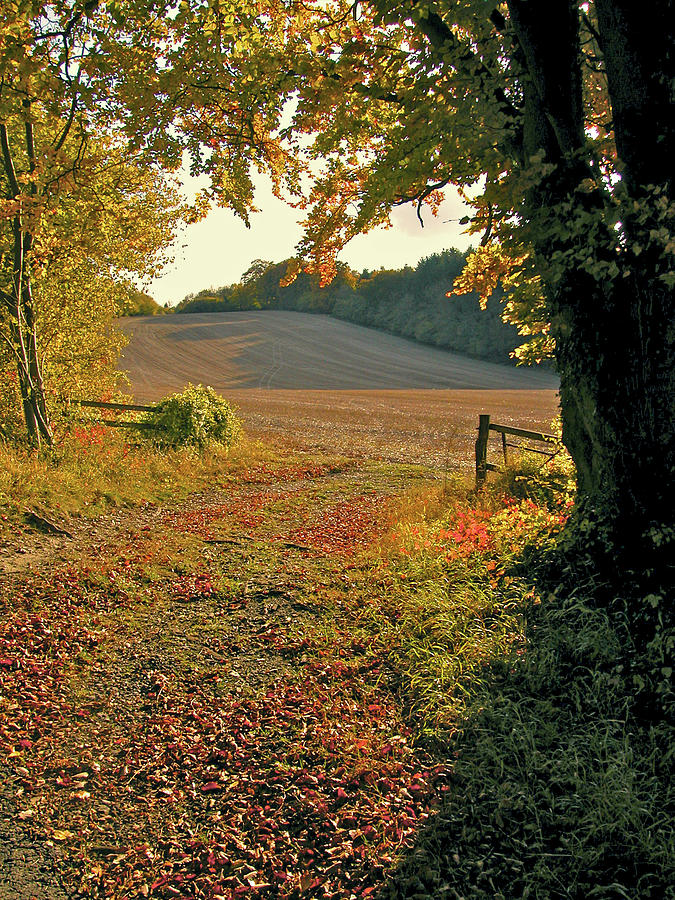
[0,457,447,899]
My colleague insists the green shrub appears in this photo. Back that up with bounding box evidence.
[150,384,242,449]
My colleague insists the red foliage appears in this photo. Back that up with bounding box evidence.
[438,508,494,559]
[70,424,107,449]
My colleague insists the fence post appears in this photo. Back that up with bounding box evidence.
[476,414,490,487]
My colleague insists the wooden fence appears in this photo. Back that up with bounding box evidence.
[70,399,155,429]
[475,414,561,486]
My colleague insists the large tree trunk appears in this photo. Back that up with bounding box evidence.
[585,0,674,552]
[554,263,675,558]
[508,0,674,570]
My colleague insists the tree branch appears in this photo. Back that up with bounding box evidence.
[23,107,39,201]
[53,87,80,152]
[0,123,21,198]
[415,9,520,122]
[414,178,451,226]
[507,0,585,160]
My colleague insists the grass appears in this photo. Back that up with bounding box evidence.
[348,471,674,899]
[1,430,672,898]
[0,425,346,533]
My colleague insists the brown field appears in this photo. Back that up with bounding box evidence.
[118,311,560,470]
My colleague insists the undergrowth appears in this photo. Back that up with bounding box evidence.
[0,427,335,529]
[149,383,242,448]
[347,474,674,898]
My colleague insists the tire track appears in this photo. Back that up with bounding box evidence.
[258,339,284,389]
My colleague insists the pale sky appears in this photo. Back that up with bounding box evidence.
[146,172,474,306]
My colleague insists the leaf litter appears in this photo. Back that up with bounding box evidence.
[0,460,450,898]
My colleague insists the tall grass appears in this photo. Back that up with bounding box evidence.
[0,427,290,526]
[341,469,673,898]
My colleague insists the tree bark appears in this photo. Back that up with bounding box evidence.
[507,0,674,566]
[0,123,53,447]
[594,0,674,194]
[553,258,674,548]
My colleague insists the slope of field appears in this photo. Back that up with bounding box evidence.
[118,310,558,396]
[117,311,560,470]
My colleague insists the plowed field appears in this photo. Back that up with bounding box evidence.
[118,311,560,470]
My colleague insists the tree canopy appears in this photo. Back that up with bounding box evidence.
[267,0,673,569]
[0,0,300,443]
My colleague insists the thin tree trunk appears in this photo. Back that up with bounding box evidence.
[1,279,52,447]
[21,235,53,443]
[0,122,53,446]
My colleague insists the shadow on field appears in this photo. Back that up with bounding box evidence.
[376,555,674,900]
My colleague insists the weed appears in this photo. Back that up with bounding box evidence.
[489,443,576,508]
[149,383,242,448]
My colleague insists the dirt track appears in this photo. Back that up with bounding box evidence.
[117,311,560,469]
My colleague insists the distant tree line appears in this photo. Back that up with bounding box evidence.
[118,289,167,317]
[171,250,524,364]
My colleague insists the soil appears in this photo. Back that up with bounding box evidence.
[117,311,559,395]
[0,787,69,900]
[224,387,559,471]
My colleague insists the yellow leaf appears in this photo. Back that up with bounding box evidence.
[52,829,75,841]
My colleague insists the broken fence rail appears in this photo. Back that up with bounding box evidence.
[475,414,561,486]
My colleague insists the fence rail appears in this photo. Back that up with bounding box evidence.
[475,414,560,486]
[69,398,155,429]
[72,399,155,413]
